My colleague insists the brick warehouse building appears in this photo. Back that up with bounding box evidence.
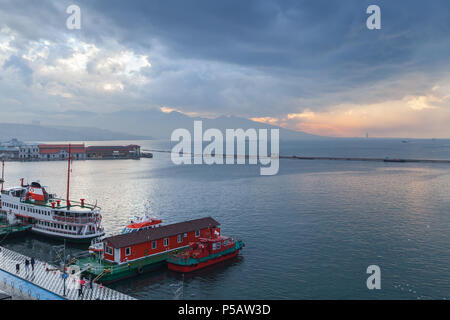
[86,145,141,159]
[38,144,86,160]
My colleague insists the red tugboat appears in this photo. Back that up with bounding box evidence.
[167,229,244,273]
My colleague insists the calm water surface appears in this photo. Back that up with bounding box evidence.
[2,139,450,299]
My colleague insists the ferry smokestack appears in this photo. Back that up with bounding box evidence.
[51,202,56,209]
[20,178,24,187]
[80,198,85,207]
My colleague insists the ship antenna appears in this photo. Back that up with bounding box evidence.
[66,144,71,207]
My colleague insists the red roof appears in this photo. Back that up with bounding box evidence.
[106,217,220,248]
[39,144,86,154]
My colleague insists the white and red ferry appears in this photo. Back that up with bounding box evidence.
[0,146,104,242]
[0,180,104,242]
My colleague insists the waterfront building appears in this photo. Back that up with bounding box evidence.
[19,144,39,160]
[86,145,141,159]
[38,144,86,160]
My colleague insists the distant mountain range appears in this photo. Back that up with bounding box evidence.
[0,109,324,142]
[0,123,148,142]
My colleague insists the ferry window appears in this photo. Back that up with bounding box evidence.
[177,234,182,243]
[152,241,157,249]
[195,230,200,237]
[144,249,149,256]
[216,242,221,249]
[183,233,187,238]
[224,240,229,246]
[125,247,131,256]
[164,238,169,247]
[105,246,113,255]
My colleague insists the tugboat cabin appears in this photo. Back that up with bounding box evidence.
[103,217,220,264]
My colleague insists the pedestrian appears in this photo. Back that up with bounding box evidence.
[89,275,93,290]
[25,259,30,273]
[16,263,20,273]
[30,257,35,272]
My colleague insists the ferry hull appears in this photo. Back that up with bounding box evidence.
[31,228,103,244]
[167,249,240,273]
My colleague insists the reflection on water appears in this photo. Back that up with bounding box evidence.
[2,139,450,299]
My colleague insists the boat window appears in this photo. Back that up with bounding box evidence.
[177,234,182,243]
[164,238,169,247]
[105,246,113,255]
[195,230,200,237]
[152,241,157,249]
[125,247,131,256]
[216,242,221,250]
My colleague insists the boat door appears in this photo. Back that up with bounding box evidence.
[114,248,121,263]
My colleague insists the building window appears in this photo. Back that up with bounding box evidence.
[125,247,131,256]
[152,241,157,249]
[195,230,200,237]
[164,238,169,247]
[177,234,183,243]
[105,246,113,255]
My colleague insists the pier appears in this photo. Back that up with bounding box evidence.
[146,149,450,164]
[281,155,450,164]
[0,246,136,300]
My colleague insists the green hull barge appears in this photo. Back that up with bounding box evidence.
[74,248,188,283]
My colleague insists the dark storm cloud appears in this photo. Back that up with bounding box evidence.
[76,0,450,112]
[1,0,450,124]
[82,0,450,74]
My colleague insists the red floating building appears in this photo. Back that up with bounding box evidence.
[103,217,220,265]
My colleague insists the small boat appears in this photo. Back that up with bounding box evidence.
[167,233,244,273]
[121,212,162,234]
[88,213,162,253]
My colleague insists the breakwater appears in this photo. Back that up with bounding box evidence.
[146,149,450,164]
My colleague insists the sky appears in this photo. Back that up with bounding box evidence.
[0,0,450,138]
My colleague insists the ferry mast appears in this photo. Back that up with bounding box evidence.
[66,144,71,207]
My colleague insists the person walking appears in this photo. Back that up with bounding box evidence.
[89,275,93,290]
[30,257,35,272]
[15,263,20,273]
[24,259,30,273]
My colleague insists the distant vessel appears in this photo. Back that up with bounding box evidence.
[0,145,104,242]
[167,233,244,273]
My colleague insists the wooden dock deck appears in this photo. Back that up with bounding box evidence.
[0,246,136,300]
